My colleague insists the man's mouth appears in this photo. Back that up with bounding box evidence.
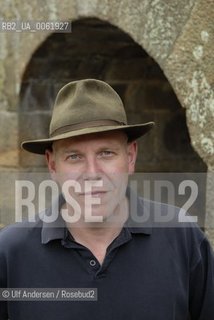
[78,191,108,197]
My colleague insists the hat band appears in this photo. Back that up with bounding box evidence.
[50,120,126,138]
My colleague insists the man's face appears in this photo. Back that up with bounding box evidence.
[46,131,137,224]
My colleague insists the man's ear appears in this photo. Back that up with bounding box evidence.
[127,141,138,174]
[45,149,56,177]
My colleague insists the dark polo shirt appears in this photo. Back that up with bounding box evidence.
[0,196,214,320]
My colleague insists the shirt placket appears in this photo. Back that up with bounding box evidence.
[61,228,133,277]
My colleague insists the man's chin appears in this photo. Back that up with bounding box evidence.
[82,209,126,227]
[83,209,113,224]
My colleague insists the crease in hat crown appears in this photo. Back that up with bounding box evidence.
[21,78,155,154]
[50,79,127,137]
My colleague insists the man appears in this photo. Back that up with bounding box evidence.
[0,79,214,319]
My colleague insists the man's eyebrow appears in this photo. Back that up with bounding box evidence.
[63,149,82,154]
[62,145,121,153]
[98,146,120,151]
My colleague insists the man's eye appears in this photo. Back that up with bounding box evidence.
[67,154,81,161]
[100,151,114,157]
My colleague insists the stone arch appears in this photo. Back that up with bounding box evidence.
[13,0,214,172]
[2,1,213,170]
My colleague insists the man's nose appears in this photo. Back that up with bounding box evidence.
[83,157,102,180]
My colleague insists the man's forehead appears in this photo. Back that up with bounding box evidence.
[52,130,128,151]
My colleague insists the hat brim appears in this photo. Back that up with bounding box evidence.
[21,122,154,154]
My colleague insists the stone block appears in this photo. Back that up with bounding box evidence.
[4,57,19,112]
[0,111,19,167]
[0,170,19,226]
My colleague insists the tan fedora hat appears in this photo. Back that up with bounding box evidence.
[21,79,154,154]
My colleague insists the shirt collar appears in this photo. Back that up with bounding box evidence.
[125,187,152,235]
[41,189,152,244]
[41,194,66,244]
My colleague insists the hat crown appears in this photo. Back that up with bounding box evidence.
[21,78,154,155]
[50,79,127,136]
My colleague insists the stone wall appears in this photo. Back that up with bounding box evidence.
[0,0,213,245]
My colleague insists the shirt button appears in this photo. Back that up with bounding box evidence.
[89,259,96,267]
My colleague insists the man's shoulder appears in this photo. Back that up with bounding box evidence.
[138,197,211,264]
[0,217,43,252]
[139,197,202,227]
[138,196,206,244]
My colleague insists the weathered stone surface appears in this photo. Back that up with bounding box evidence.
[205,170,214,246]
[163,0,214,245]
[0,0,77,97]
[205,230,214,249]
[0,169,19,226]
[0,0,197,88]
[0,111,19,166]
[0,33,10,112]
[164,0,214,168]
[96,0,196,63]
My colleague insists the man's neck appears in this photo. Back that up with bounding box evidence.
[69,226,123,263]
[63,198,129,264]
